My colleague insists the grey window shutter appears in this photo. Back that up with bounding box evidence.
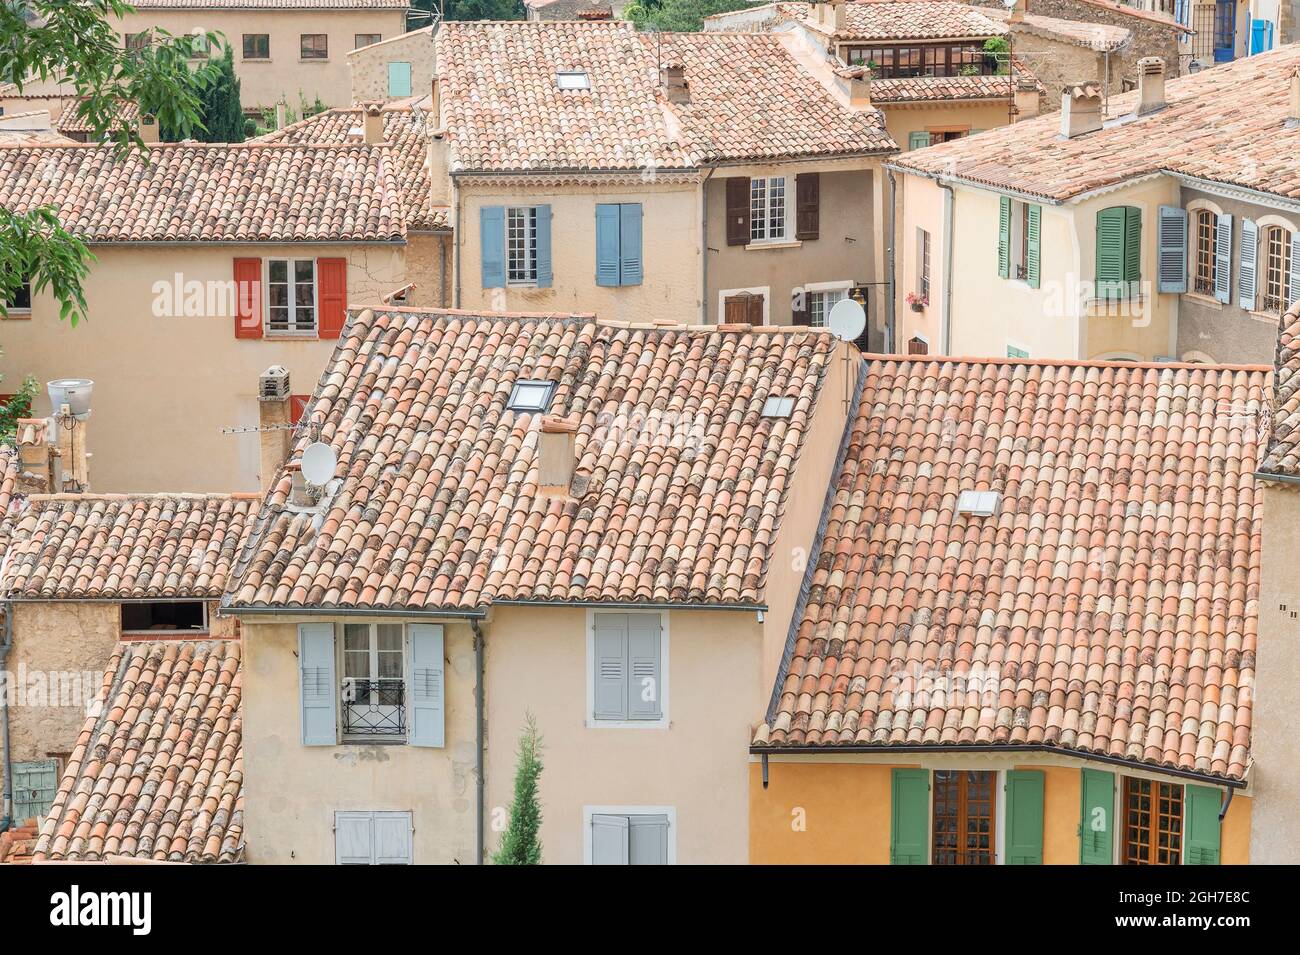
[373,811,414,864]
[1240,218,1258,311]
[628,814,670,864]
[1289,230,1300,308]
[593,613,629,720]
[908,130,930,150]
[335,811,374,864]
[13,758,59,821]
[299,623,337,745]
[626,614,662,720]
[480,206,505,288]
[409,623,445,747]
[535,204,553,288]
[1214,213,1233,304]
[1157,205,1187,293]
[591,814,629,864]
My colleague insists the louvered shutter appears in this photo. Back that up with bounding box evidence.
[317,257,347,339]
[1123,206,1142,293]
[233,257,263,338]
[409,623,444,747]
[480,206,505,288]
[791,287,811,326]
[1096,207,1126,298]
[626,614,662,720]
[890,768,929,864]
[335,812,372,864]
[1289,230,1300,307]
[725,177,750,246]
[1004,770,1045,864]
[795,173,819,240]
[593,613,628,720]
[1184,785,1221,864]
[1214,213,1233,303]
[1157,205,1187,293]
[998,197,1011,279]
[1239,218,1258,311]
[373,811,413,864]
[595,203,621,286]
[1026,204,1041,289]
[628,815,670,864]
[12,758,59,821]
[1079,768,1115,865]
[619,203,643,286]
[387,62,412,97]
[591,814,629,864]
[535,204,553,288]
[908,130,930,150]
[299,623,337,745]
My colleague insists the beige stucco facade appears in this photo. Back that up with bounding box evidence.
[348,27,434,104]
[0,241,408,492]
[882,101,1024,154]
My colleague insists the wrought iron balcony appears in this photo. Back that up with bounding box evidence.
[341,678,406,737]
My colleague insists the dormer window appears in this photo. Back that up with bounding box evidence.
[557,71,590,90]
[508,379,557,413]
[762,396,795,418]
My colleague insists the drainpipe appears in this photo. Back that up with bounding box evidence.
[1219,785,1234,822]
[885,169,898,352]
[1,602,14,833]
[939,182,956,354]
[700,168,714,324]
[451,173,462,309]
[472,618,485,864]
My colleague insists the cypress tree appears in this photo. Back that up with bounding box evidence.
[492,714,544,865]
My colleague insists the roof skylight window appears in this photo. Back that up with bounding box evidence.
[557,71,591,90]
[507,379,557,413]
[956,490,1001,518]
[762,396,796,419]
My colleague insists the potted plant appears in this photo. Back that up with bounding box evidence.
[906,292,929,312]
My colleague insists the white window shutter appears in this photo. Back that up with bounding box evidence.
[335,812,373,864]
[408,624,445,747]
[592,613,628,720]
[1240,218,1258,311]
[628,814,670,865]
[591,814,629,864]
[626,615,662,720]
[1214,214,1233,304]
[299,623,337,745]
[373,811,413,864]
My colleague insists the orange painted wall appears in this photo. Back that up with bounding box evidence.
[1221,793,1252,864]
[1023,764,1080,865]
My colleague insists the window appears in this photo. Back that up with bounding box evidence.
[750,176,788,242]
[723,290,765,324]
[917,228,931,299]
[506,206,539,284]
[808,288,847,328]
[557,71,590,90]
[1095,205,1142,299]
[121,601,207,634]
[957,489,1001,516]
[342,622,406,738]
[1122,777,1181,865]
[506,378,556,412]
[1000,197,1041,287]
[354,33,382,49]
[1193,209,1217,296]
[1262,225,1293,313]
[588,810,672,864]
[300,34,328,59]
[844,42,996,78]
[762,395,795,418]
[1006,344,1029,360]
[480,205,551,289]
[590,611,665,725]
[335,811,412,864]
[242,34,269,60]
[267,259,316,334]
[125,31,150,52]
[932,770,996,865]
[595,203,644,287]
[5,279,31,313]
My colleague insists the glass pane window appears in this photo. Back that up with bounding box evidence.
[355,34,382,49]
[750,177,787,242]
[266,259,317,334]
[1123,777,1182,865]
[1263,226,1292,314]
[506,206,538,284]
[242,34,269,59]
[301,34,328,59]
[341,623,406,734]
[1193,210,1217,296]
[932,770,996,865]
[808,289,847,328]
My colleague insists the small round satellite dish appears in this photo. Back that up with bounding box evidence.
[827,298,866,343]
[301,442,337,485]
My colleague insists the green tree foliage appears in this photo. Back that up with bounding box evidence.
[0,360,38,445]
[626,0,752,32]
[491,714,543,865]
[410,0,524,22]
[193,44,245,143]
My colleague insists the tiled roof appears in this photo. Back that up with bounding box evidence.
[33,640,243,864]
[0,493,260,600]
[0,446,17,518]
[755,357,1267,782]
[892,44,1300,202]
[254,106,447,231]
[123,0,407,7]
[53,98,141,135]
[0,143,405,242]
[781,0,1007,41]
[982,7,1131,51]
[1261,301,1300,476]
[868,62,1040,103]
[437,21,892,172]
[230,309,838,611]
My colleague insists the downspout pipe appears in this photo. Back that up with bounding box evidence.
[472,618,485,864]
[939,182,956,355]
[885,169,898,352]
[1,601,14,833]
[1219,785,1233,822]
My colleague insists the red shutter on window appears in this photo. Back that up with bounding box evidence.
[234,258,263,339]
[796,173,820,241]
[290,394,311,425]
[725,177,750,246]
[317,257,347,340]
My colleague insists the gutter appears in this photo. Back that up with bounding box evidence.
[883,162,1064,208]
[489,599,767,612]
[939,181,955,355]
[452,172,462,308]
[1254,469,1300,486]
[1,601,13,832]
[472,618,486,865]
[700,167,715,324]
[222,605,488,620]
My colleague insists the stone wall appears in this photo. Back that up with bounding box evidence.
[348,27,435,105]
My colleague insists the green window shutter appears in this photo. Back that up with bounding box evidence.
[1004,770,1044,865]
[908,130,930,150]
[1239,218,1257,311]
[1079,768,1115,865]
[1123,206,1142,293]
[1157,205,1187,293]
[998,196,1011,279]
[387,62,412,98]
[12,758,59,822]
[1026,204,1041,289]
[890,768,929,864]
[1096,206,1126,298]
[1184,784,1221,865]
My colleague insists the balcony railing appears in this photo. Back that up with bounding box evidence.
[341,678,406,737]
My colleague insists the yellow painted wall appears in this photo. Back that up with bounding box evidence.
[882,102,1017,155]
[1031,763,1081,865]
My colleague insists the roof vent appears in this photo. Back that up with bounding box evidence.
[956,490,1001,518]
[259,365,290,400]
[1136,57,1166,116]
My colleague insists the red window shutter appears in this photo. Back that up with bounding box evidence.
[234,258,263,339]
[725,177,750,246]
[317,257,348,340]
[290,394,310,425]
[796,173,819,241]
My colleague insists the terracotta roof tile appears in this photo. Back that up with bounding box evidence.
[755,356,1267,782]
[53,97,141,135]
[1,493,259,599]
[1262,301,1300,475]
[231,309,838,611]
[0,446,16,518]
[982,6,1131,51]
[32,640,243,864]
[779,0,1009,41]
[868,59,1041,103]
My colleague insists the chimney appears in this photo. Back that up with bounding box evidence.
[429,77,441,126]
[1009,0,1026,22]
[843,67,871,107]
[427,127,450,205]
[258,365,292,492]
[275,100,287,131]
[1059,81,1103,138]
[1136,57,1166,116]
[537,414,577,498]
[831,0,848,31]
[1288,68,1300,129]
[139,114,159,144]
[661,63,690,105]
[45,379,93,492]
[363,103,384,144]
[15,418,53,494]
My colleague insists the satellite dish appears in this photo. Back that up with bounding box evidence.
[827,298,866,343]
[301,442,337,485]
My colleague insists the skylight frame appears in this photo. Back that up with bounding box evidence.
[556,70,591,91]
[507,379,557,413]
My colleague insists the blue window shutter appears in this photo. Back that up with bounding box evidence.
[1004,769,1045,864]
[1157,205,1187,293]
[593,612,628,720]
[1184,784,1222,864]
[1214,213,1233,303]
[1079,768,1115,865]
[908,130,930,150]
[535,204,553,288]
[619,203,643,286]
[299,623,337,745]
[1239,218,1258,311]
[591,814,629,864]
[335,811,373,864]
[409,623,445,747]
[628,814,669,864]
[388,62,412,97]
[626,613,661,720]
[12,758,59,821]
[1289,230,1300,308]
[595,204,621,286]
[480,206,505,288]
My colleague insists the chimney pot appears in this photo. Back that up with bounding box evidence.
[538,415,577,497]
[275,100,287,131]
[1136,57,1166,116]
[258,365,292,492]
[1060,81,1103,138]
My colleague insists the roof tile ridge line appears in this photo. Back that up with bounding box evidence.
[24,491,244,501]
[762,356,868,727]
[252,107,356,142]
[862,352,1272,374]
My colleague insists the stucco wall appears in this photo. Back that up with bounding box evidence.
[0,241,406,492]
[1004,29,1111,107]
[112,10,410,110]
[483,605,763,864]
[456,178,702,322]
[402,232,452,308]
[348,28,435,105]
[883,102,1020,155]
[240,616,479,865]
